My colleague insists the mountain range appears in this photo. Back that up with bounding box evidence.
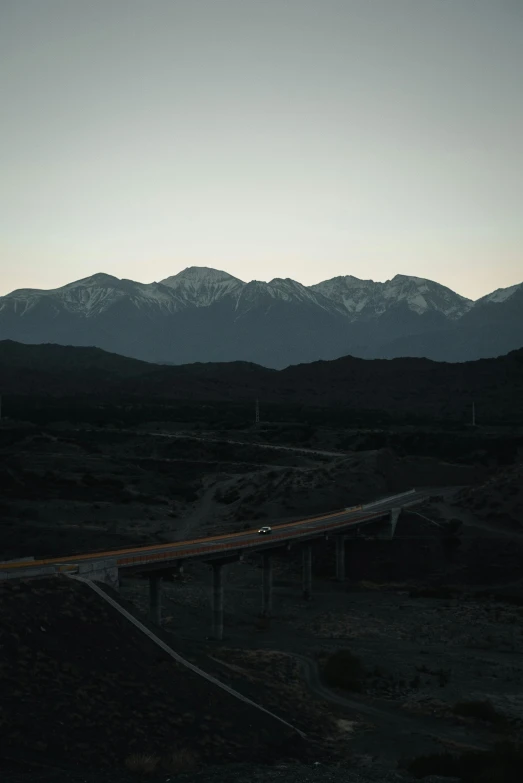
[0,267,522,367]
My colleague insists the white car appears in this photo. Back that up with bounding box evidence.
[258,526,272,535]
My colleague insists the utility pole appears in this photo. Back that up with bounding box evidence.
[472,401,476,427]
[255,398,260,427]
[0,394,2,422]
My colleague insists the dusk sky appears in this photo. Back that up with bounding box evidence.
[1,0,522,300]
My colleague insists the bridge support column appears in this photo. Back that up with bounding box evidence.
[205,554,241,641]
[302,544,312,600]
[390,508,401,539]
[212,563,224,640]
[261,552,273,617]
[335,535,346,581]
[149,575,162,625]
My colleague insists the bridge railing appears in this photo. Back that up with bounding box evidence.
[115,508,389,568]
[1,490,427,578]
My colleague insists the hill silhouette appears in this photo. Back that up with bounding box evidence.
[1,340,522,424]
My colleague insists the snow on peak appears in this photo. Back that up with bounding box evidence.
[310,273,472,319]
[161,266,243,286]
[310,275,384,317]
[4,266,516,325]
[479,282,522,305]
[64,273,121,289]
[268,277,311,298]
[391,274,427,284]
[160,266,244,307]
[3,272,187,318]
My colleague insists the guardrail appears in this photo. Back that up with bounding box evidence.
[0,564,57,581]
[0,508,355,576]
[58,564,80,574]
[116,509,384,568]
[0,507,349,572]
[1,489,427,579]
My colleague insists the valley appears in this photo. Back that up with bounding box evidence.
[1,400,523,782]
[3,0,522,779]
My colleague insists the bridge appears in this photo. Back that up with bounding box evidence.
[0,487,444,639]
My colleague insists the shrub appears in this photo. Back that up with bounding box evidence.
[453,700,509,728]
[322,650,366,693]
[215,487,240,504]
[162,747,198,774]
[256,616,271,631]
[411,586,457,599]
[405,741,523,782]
[124,753,160,775]
[437,667,452,687]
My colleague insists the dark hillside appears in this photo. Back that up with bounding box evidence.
[0,577,312,776]
[1,340,522,424]
[0,339,151,373]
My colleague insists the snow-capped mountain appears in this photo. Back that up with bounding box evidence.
[311,274,472,320]
[158,268,340,315]
[474,282,522,306]
[0,266,521,367]
[4,273,184,318]
[160,267,243,308]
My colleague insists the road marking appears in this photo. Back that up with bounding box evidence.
[73,575,306,738]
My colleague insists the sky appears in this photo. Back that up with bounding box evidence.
[1,0,522,300]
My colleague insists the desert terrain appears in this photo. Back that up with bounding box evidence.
[1,409,523,781]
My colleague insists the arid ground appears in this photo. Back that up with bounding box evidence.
[1,418,522,782]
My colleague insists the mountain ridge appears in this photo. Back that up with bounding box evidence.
[1,266,521,367]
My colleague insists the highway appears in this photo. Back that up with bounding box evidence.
[0,487,444,578]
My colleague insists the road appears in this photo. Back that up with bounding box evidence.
[144,429,347,458]
[77,426,347,457]
[208,648,489,758]
[281,653,489,757]
[0,487,446,578]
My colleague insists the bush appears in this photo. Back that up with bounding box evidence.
[212,486,240,503]
[453,699,509,728]
[437,667,451,687]
[162,748,198,774]
[406,741,523,782]
[322,650,366,692]
[124,753,160,775]
[410,586,458,599]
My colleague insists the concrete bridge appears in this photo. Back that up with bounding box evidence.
[0,488,444,639]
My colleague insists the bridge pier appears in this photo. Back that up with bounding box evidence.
[149,575,162,625]
[302,544,312,600]
[390,508,401,539]
[261,552,273,617]
[206,554,241,640]
[335,535,346,581]
[212,562,224,640]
